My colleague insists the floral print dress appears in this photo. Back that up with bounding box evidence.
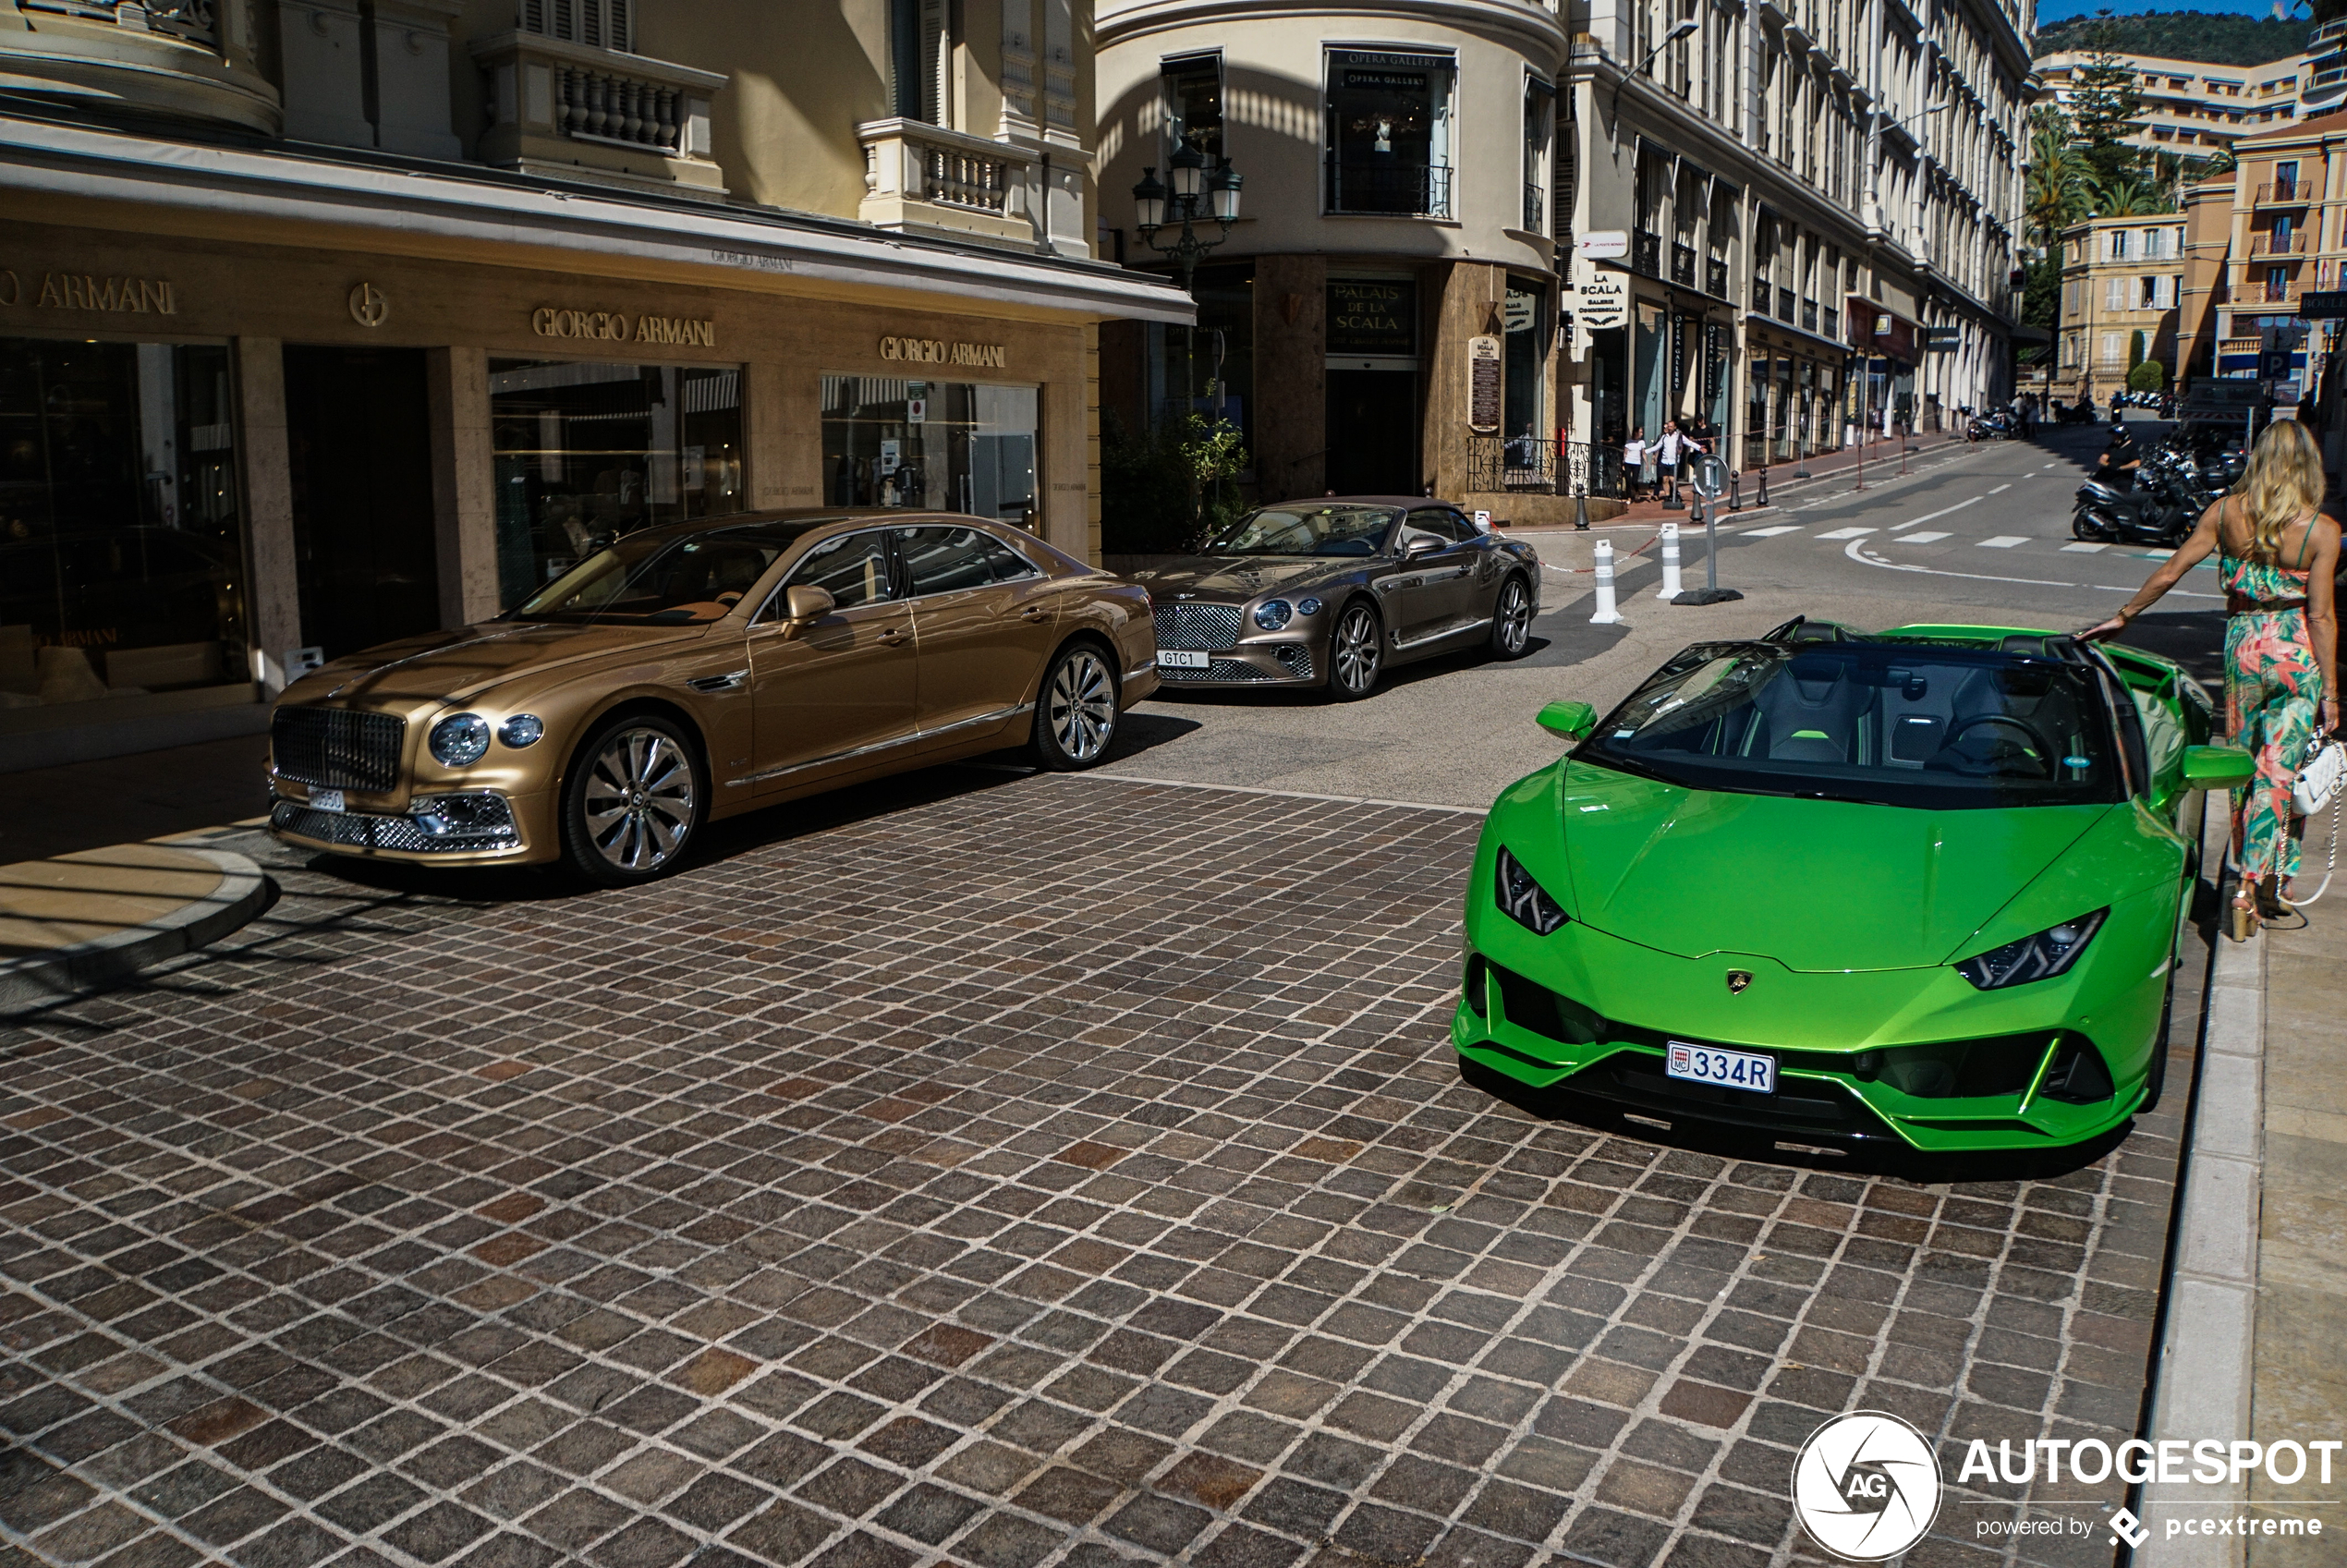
[2223,528,2323,888]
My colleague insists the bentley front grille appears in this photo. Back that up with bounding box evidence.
[1152,602,1244,651]
[1156,659,1280,683]
[272,707,406,792]
[271,796,519,854]
[1272,643,1314,679]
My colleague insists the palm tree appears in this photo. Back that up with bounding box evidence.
[2026,130,2088,246]
[2086,172,2170,218]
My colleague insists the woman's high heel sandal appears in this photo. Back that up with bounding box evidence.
[2231,891,2261,942]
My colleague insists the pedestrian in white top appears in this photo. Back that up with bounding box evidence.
[1623,427,1648,501]
[1659,421,1685,503]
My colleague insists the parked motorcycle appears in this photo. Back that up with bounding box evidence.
[2053,400,2099,426]
[2072,448,2212,546]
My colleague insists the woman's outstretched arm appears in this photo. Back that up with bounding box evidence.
[2076,499,2227,641]
[2308,517,2340,733]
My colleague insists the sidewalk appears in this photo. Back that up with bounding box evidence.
[0,825,273,1009]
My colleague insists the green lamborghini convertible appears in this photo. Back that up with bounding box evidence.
[1454,620,2257,1152]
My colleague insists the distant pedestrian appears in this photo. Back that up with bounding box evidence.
[1623,426,1649,500]
[1660,420,1685,502]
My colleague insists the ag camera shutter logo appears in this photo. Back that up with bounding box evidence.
[1792,1412,1943,1561]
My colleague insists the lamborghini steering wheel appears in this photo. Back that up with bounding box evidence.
[1937,713,2053,778]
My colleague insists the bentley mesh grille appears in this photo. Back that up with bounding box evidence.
[1153,602,1244,651]
[272,708,405,792]
[1273,644,1314,679]
[271,801,517,854]
[1157,659,1279,683]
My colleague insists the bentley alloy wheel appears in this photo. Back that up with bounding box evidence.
[1490,576,1534,660]
[1034,644,1117,770]
[1329,601,1382,700]
[564,716,702,884]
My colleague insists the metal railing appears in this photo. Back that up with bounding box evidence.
[2250,231,2310,256]
[1467,435,1560,493]
[1670,241,1697,286]
[2255,178,2312,204]
[1326,160,1453,217]
[1707,257,1730,298]
[1802,297,1819,333]
[1633,229,1662,278]
[1523,183,1544,232]
[2264,280,2295,303]
[24,0,217,47]
[1564,442,1629,500]
[1778,286,1796,322]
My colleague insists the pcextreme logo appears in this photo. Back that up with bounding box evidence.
[1792,1412,1942,1561]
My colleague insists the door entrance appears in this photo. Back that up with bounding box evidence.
[284,346,439,660]
[1325,369,1417,494]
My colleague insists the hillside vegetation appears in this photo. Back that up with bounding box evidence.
[2032,12,2310,67]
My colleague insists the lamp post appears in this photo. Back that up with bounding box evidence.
[1611,17,1699,124]
[1131,145,1243,297]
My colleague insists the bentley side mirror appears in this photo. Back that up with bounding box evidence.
[778,584,835,638]
[2181,744,2256,789]
[1404,535,1442,558]
[1538,701,1598,741]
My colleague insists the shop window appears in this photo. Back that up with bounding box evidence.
[1325,49,1453,217]
[1522,76,1554,233]
[0,339,249,711]
[489,359,746,607]
[1502,278,1545,453]
[1149,261,1255,452]
[821,377,1039,524]
[1163,53,1223,164]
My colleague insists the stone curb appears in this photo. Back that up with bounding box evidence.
[0,845,274,1012]
[2135,858,2265,1565]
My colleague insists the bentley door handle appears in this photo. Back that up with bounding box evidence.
[1019,606,1052,623]
[878,627,911,647]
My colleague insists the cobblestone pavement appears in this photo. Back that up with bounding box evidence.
[0,770,2200,1568]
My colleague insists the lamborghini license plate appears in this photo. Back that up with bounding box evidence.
[1157,650,1210,669]
[1666,1041,1775,1094]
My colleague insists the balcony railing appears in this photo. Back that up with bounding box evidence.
[859,119,1037,245]
[1670,241,1696,286]
[1802,297,1819,334]
[1778,286,1796,322]
[1632,229,1662,278]
[2250,231,2311,256]
[2263,281,2294,303]
[1523,183,1544,232]
[1326,161,1453,218]
[10,0,278,132]
[1467,435,1560,493]
[1707,257,1730,298]
[473,31,726,197]
[2255,178,2314,204]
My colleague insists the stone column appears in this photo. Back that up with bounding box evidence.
[234,337,299,693]
[747,359,819,511]
[1423,260,1501,499]
[1254,255,1326,503]
[427,346,500,626]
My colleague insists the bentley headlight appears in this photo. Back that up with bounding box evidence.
[1253,600,1294,630]
[1495,847,1568,936]
[1955,909,2107,990]
[1297,598,1324,616]
[429,712,492,767]
[498,714,544,748]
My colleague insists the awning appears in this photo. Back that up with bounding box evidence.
[1845,297,1921,362]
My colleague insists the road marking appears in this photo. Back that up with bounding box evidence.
[1842,534,2222,598]
[1741,525,1803,537]
[1816,527,1876,540]
[2061,541,2110,553]
[1894,531,1952,543]
[2041,462,2060,469]
[1905,496,1983,529]
[1977,536,2028,548]
[1988,484,2012,494]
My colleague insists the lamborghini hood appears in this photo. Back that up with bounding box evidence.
[1553,762,2112,971]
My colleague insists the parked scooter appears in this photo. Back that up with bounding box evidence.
[2052,399,2099,426]
[2072,447,2209,545]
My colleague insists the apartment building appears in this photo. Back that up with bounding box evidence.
[2036,50,2301,155]
[0,0,1189,770]
[2171,111,2347,403]
[2053,215,2187,402]
[1095,0,2029,519]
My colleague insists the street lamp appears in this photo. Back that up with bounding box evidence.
[1131,146,1243,294]
[1611,17,1699,123]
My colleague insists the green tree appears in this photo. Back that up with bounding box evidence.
[2024,251,2064,336]
[2128,330,2146,373]
[2086,172,2171,217]
[2026,111,2089,247]
[1099,411,1251,555]
[2071,20,2146,185]
[2129,359,2167,393]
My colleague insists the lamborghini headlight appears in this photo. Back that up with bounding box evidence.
[1955,908,2107,990]
[1495,847,1568,936]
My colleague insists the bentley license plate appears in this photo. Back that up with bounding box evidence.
[311,789,346,814]
[1666,1041,1774,1094]
[1157,650,1210,669]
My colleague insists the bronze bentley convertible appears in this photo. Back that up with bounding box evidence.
[1125,497,1542,698]
[266,512,1155,884]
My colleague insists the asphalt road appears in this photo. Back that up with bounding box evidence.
[1101,424,2227,809]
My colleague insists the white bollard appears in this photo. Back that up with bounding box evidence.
[1589,538,1625,625]
[1655,522,1684,600]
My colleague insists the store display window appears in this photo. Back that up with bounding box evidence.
[1502,277,1545,457]
[1325,50,1453,216]
[0,339,248,711]
[821,376,1039,526]
[489,359,746,605]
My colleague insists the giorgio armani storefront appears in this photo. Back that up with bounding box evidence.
[0,124,1187,770]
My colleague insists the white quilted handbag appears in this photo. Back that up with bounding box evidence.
[2293,735,2345,818]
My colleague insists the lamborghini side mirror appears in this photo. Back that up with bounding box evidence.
[2181,744,2256,789]
[1538,700,1597,741]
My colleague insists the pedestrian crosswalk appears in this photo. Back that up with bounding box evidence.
[1709,517,2217,573]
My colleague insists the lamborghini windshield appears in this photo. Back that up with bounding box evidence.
[1576,642,2126,808]
[1203,504,1400,557]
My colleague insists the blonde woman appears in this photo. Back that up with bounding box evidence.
[2080,419,2341,938]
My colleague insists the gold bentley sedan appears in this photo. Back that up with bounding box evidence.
[266,511,1155,884]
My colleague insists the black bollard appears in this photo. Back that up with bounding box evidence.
[1729,470,1742,512]
[1574,487,1590,530]
[1757,467,1769,507]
